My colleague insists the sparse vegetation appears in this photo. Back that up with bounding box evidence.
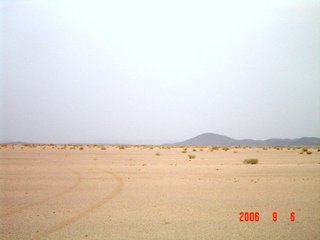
[302,148,308,152]
[306,151,312,155]
[156,152,160,156]
[193,149,197,152]
[243,158,259,164]
[181,149,187,153]
[209,146,219,151]
[222,147,229,151]
[188,154,196,159]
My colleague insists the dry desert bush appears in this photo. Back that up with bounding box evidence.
[209,146,219,151]
[188,154,196,159]
[300,148,310,154]
[243,158,259,164]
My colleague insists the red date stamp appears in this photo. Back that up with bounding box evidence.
[239,211,296,222]
[239,212,260,222]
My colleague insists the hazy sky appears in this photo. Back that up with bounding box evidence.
[1,0,320,144]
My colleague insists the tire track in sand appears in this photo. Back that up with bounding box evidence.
[0,170,82,218]
[32,170,124,240]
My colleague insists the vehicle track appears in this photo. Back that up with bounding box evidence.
[32,170,124,240]
[0,170,82,218]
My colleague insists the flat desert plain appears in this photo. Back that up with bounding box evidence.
[0,145,320,240]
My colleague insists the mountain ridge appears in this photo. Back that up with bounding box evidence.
[168,133,320,146]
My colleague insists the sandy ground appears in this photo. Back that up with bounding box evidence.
[0,144,319,240]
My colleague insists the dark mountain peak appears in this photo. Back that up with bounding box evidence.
[171,133,236,146]
[196,132,233,139]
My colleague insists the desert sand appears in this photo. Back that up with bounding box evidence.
[0,144,319,240]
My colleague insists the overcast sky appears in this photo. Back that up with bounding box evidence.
[0,0,319,144]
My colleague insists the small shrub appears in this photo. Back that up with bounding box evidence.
[193,149,197,152]
[101,146,106,150]
[79,147,84,150]
[181,150,187,153]
[156,152,160,156]
[222,147,229,151]
[119,146,125,150]
[243,158,258,164]
[210,146,219,151]
[306,151,312,155]
[302,148,308,152]
[188,154,196,159]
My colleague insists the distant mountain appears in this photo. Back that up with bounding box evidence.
[1,141,29,145]
[169,133,320,146]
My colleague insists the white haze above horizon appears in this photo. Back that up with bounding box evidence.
[0,0,320,144]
